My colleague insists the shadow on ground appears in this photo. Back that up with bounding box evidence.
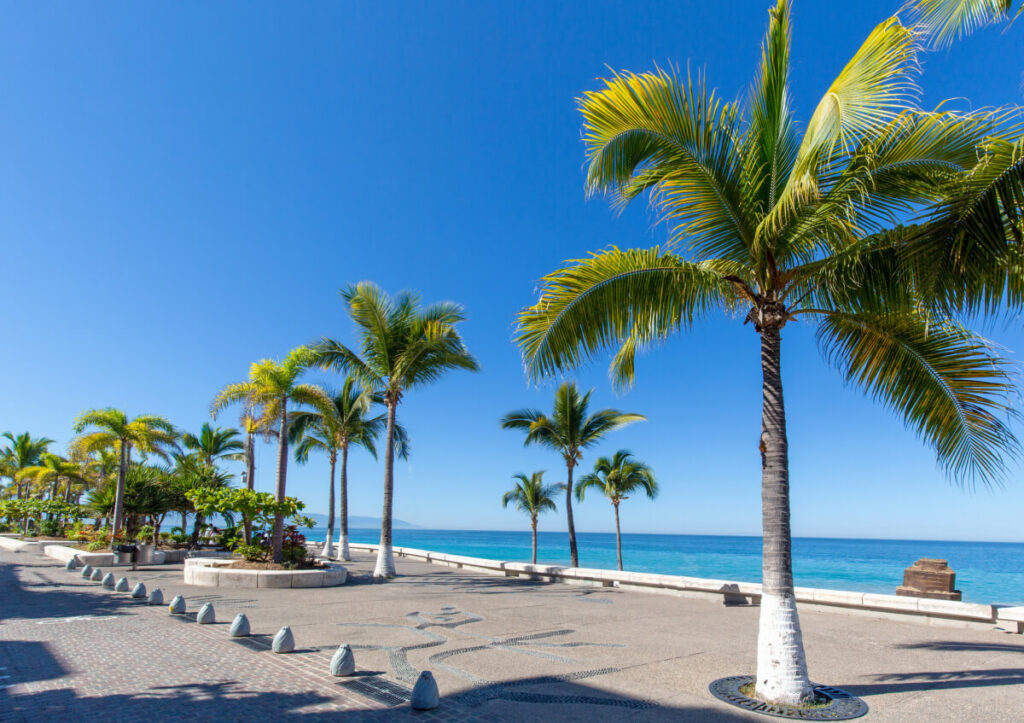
[0,557,145,623]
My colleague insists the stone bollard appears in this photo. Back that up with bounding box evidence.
[197,603,215,624]
[411,671,439,710]
[169,595,186,614]
[272,626,295,654]
[131,582,147,599]
[147,588,164,606]
[114,577,129,592]
[101,572,115,589]
[80,564,93,578]
[330,644,356,677]
[66,557,78,571]
[229,613,250,637]
[90,568,103,582]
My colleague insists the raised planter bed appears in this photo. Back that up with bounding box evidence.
[0,536,44,552]
[183,557,348,589]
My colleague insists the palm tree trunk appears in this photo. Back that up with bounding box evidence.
[190,513,204,547]
[111,440,128,543]
[321,451,336,558]
[373,400,398,580]
[245,432,255,491]
[614,501,623,571]
[338,443,351,561]
[531,517,538,565]
[565,461,579,567]
[754,325,813,705]
[271,402,288,564]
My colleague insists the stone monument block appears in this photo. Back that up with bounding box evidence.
[896,558,961,601]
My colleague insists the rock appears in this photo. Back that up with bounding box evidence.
[131,582,147,599]
[229,613,250,637]
[65,558,78,571]
[330,644,355,676]
[114,577,129,592]
[411,670,439,710]
[196,603,215,624]
[101,572,115,588]
[90,568,103,581]
[272,625,295,654]
[147,588,164,606]
[80,564,93,577]
[169,595,186,614]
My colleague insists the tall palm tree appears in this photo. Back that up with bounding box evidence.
[314,283,478,580]
[72,410,178,540]
[575,450,657,571]
[212,346,330,563]
[240,412,263,491]
[909,0,1021,48]
[290,378,404,560]
[1,432,55,500]
[513,2,1020,704]
[183,423,244,467]
[501,471,558,564]
[501,382,644,568]
[17,453,89,505]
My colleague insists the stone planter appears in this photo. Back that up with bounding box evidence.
[183,557,347,588]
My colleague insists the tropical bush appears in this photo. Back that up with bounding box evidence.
[185,487,308,550]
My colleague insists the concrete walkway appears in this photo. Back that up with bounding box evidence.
[0,547,1021,721]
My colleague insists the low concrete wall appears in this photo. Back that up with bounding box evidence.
[346,543,1003,630]
[183,558,348,589]
[0,536,43,552]
[43,544,168,567]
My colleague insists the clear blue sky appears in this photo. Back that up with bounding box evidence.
[2,1,1023,542]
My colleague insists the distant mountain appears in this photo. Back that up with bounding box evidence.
[305,512,418,529]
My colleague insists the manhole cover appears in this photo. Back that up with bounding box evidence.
[709,676,868,720]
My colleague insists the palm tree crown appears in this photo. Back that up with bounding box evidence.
[1,432,55,499]
[182,423,244,467]
[502,381,644,568]
[575,450,657,505]
[502,471,559,519]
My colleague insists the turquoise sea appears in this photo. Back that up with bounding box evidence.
[308,527,1024,606]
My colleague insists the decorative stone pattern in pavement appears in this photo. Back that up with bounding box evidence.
[0,553,481,722]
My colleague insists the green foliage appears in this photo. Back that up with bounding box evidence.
[87,540,106,551]
[235,543,269,562]
[575,450,658,504]
[137,525,155,543]
[185,488,307,538]
[37,519,60,537]
[501,471,558,522]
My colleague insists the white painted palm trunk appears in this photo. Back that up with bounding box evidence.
[755,591,812,704]
[373,543,395,579]
[320,534,333,558]
[337,532,351,562]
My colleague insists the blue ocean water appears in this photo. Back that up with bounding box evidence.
[308,527,1024,606]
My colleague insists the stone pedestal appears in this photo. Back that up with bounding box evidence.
[896,558,961,601]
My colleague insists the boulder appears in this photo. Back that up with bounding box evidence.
[330,644,355,676]
[114,577,129,592]
[411,670,439,710]
[90,568,103,581]
[131,582,147,599]
[229,613,250,637]
[169,595,186,614]
[65,558,78,571]
[80,564,93,578]
[101,573,115,589]
[196,603,216,624]
[272,625,295,654]
[147,588,164,606]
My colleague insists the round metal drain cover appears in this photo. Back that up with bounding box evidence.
[709,675,868,720]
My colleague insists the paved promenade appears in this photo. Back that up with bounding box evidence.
[0,547,1021,721]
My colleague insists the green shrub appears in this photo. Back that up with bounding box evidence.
[87,540,106,551]
[235,544,269,562]
[137,525,155,543]
[37,519,60,537]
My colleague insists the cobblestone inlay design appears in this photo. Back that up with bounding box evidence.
[709,675,869,720]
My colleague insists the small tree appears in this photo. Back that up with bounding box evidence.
[501,471,558,564]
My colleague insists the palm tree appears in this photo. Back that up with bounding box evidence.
[314,283,478,580]
[909,0,1021,48]
[575,450,657,571]
[513,2,1020,704]
[290,378,404,560]
[501,382,644,568]
[17,453,89,505]
[72,410,178,540]
[240,412,263,491]
[212,346,330,563]
[183,423,244,467]
[501,471,558,564]
[1,432,55,501]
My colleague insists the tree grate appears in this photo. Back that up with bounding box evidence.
[339,678,411,707]
[709,676,868,720]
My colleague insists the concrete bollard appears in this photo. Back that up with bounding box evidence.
[411,671,439,710]
[114,577,129,592]
[90,568,103,581]
[272,626,295,654]
[147,588,164,606]
[169,595,186,614]
[80,564,93,578]
[229,613,250,637]
[101,572,115,589]
[65,557,78,571]
[330,644,356,676]
[131,582,147,599]
[197,603,215,624]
